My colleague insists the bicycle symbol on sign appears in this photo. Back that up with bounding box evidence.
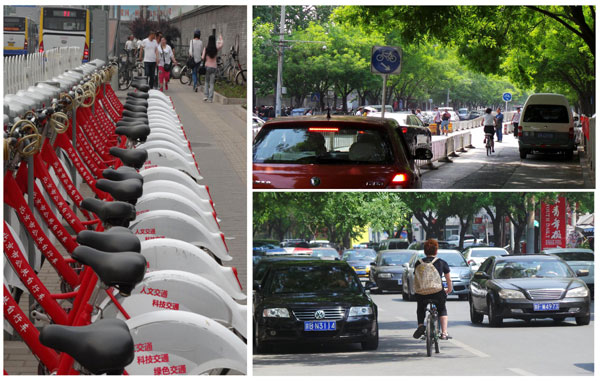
[376,49,397,63]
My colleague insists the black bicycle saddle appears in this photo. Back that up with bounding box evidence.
[76,227,141,253]
[80,198,136,227]
[39,319,134,375]
[126,91,149,99]
[71,245,146,295]
[115,125,151,144]
[102,166,143,183]
[123,103,147,113]
[109,147,148,169]
[96,178,143,204]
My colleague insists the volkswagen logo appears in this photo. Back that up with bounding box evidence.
[310,177,321,187]
[314,310,326,320]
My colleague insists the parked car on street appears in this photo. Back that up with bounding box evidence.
[469,255,591,326]
[462,246,509,269]
[371,112,432,156]
[458,108,469,120]
[311,247,340,260]
[342,249,378,282]
[369,250,416,293]
[540,248,594,297]
[253,260,379,352]
[401,249,474,300]
[252,116,432,189]
[378,238,410,251]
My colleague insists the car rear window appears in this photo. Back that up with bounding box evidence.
[381,252,413,266]
[523,104,569,123]
[550,252,594,261]
[253,126,394,164]
[267,265,361,294]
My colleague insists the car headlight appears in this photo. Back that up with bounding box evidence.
[461,272,472,279]
[349,306,373,317]
[378,273,392,278]
[566,286,589,298]
[498,289,525,299]
[262,308,290,318]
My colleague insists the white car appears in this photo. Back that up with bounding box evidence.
[252,114,265,139]
[462,246,509,270]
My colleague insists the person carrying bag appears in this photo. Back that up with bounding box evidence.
[189,30,204,92]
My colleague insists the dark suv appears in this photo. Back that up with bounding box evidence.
[253,260,378,353]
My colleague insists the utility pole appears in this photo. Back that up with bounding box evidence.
[275,6,285,118]
[526,195,535,253]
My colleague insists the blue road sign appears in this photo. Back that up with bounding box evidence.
[371,46,402,75]
[502,92,512,102]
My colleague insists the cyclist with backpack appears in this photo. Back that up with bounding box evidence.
[412,239,453,340]
[481,107,496,153]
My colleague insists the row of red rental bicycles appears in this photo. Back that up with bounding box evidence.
[3,58,246,375]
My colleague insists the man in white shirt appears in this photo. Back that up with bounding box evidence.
[433,107,442,135]
[124,35,135,51]
[512,107,521,137]
[139,31,159,89]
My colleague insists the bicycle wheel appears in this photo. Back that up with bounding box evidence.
[118,64,131,91]
[235,69,246,86]
[180,67,191,85]
[486,140,491,156]
[425,315,433,357]
[434,315,440,354]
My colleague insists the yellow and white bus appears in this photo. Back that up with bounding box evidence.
[4,16,38,56]
[39,7,90,62]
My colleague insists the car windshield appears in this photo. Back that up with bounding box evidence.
[471,248,507,257]
[312,248,338,257]
[343,250,376,261]
[437,252,468,267]
[493,260,573,279]
[523,104,569,123]
[548,251,594,261]
[268,265,362,294]
[253,126,394,164]
[381,252,413,266]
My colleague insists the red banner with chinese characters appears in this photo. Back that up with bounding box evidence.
[541,197,566,250]
[581,115,589,140]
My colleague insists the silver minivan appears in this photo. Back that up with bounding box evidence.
[518,93,575,159]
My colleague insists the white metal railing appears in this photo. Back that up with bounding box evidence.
[4,47,82,95]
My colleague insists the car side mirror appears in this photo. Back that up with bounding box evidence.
[414,147,433,160]
[473,271,489,279]
[253,281,261,291]
[370,262,377,267]
[576,269,589,277]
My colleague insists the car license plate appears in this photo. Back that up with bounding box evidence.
[397,279,402,285]
[533,303,559,312]
[538,132,554,139]
[355,270,366,275]
[304,321,336,331]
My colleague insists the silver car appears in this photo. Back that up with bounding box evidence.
[541,248,594,297]
[462,247,509,270]
[401,249,475,301]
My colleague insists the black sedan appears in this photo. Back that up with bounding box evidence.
[469,255,591,326]
[253,260,378,353]
[369,250,416,293]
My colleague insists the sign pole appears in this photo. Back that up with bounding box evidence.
[381,74,387,118]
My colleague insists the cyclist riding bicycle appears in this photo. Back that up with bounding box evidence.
[481,107,496,153]
[413,239,453,340]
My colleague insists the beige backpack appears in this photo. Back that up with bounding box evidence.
[414,257,443,295]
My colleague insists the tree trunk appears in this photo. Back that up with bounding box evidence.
[512,223,526,254]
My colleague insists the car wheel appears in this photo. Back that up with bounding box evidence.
[469,297,484,324]
[361,321,379,350]
[254,322,271,354]
[487,300,502,327]
[519,148,527,159]
[576,315,591,326]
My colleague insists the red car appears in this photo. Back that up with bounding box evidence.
[252,116,432,189]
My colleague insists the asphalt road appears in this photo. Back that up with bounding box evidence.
[253,293,594,376]
[422,127,592,189]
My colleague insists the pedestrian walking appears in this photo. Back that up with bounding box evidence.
[416,108,424,123]
[139,31,159,89]
[202,34,223,103]
[512,107,521,137]
[125,35,135,51]
[441,109,451,135]
[189,30,204,92]
[433,107,442,135]
[495,108,504,142]
[158,37,177,92]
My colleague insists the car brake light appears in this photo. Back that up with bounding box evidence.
[401,127,408,133]
[518,125,523,137]
[391,173,407,183]
[232,267,243,290]
[220,233,229,252]
[39,40,44,53]
[308,127,339,132]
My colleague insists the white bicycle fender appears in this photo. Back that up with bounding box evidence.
[136,192,219,232]
[129,210,231,262]
[148,108,179,122]
[147,126,187,141]
[140,238,244,300]
[98,270,246,338]
[143,179,211,203]
[139,165,204,184]
[146,131,189,146]
[125,311,246,375]
[138,141,194,162]
[148,89,173,103]
[142,148,202,181]
[148,120,185,136]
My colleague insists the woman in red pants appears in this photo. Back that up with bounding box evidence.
[158,37,177,92]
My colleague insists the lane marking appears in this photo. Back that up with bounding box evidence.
[450,338,490,358]
[508,368,536,376]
